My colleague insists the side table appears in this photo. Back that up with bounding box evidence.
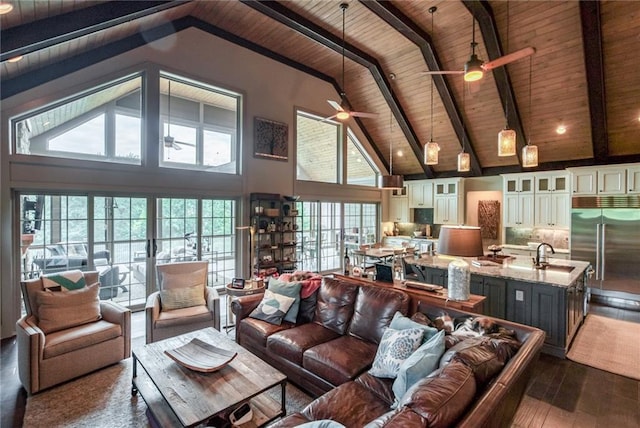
[224,283,265,334]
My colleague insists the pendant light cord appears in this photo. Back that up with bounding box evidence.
[462,78,466,153]
[341,4,346,96]
[430,10,435,142]
[504,1,510,126]
[167,80,171,137]
[528,56,532,145]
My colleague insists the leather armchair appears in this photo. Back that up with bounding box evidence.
[145,261,220,344]
[17,271,131,395]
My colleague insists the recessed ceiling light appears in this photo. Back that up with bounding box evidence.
[556,125,567,135]
[0,3,13,15]
[396,150,403,157]
[7,55,22,63]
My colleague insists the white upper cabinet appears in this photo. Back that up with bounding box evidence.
[536,172,569,193]
[569,164,639,196]
[504,174,535,194]
[386,196,409,222]
[408,181,433,208]
[433,178,464,225]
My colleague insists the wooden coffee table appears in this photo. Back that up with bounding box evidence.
[132,327,287,427]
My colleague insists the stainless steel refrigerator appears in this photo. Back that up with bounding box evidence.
[571,198,640,302]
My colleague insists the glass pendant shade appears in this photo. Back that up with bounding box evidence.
[498,128,516,156]
[457,152,470,172]
[381,174,404,189]
[464,55,484,82]
[424,141,439,165]
[522,144,538,168]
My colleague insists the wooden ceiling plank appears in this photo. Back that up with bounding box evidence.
[240,0,433,178]
[0,1,191,62]
[463,0,527,166]
[361,0,482,176]
[579,0,609,163]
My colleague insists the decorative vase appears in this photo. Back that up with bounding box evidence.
[448,258,470,301]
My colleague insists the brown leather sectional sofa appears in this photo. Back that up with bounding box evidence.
[231,276,545,427]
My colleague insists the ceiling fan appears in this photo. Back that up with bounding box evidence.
[163,80,194,151]
[323,3,377,122]
[422,13,535,82]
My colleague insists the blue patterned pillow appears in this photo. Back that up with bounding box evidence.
[268,278,302,324]
[390,311,439,343]
[369,327,424,378]
[249,290,296,325]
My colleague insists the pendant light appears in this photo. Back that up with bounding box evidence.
[458,81,470,172]
[464,19,484,82]
[424,6,440,165]
[522,56,538,167]
[498,1,516,156]
[381,74,404,189]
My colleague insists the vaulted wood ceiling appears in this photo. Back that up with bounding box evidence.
[2,0,639,179]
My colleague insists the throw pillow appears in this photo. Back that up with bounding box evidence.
[249,289,296,325]
[296,421,346,428]
[160,285,206,310]
[36,282,101,333]
[390,311,439,343]
[42,269,86,291]
[268,277,302,323]
[160,267,207,290]
[391,329,446,406]
[368,327,424,379]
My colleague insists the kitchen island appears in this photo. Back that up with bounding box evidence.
[406,255,591,358]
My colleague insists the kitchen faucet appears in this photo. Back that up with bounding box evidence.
[535,243,555,267]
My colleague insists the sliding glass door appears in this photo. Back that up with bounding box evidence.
[19,193,238,311]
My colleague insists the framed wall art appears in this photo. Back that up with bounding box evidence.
[254,117,288,161]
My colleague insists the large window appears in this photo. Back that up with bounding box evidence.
[160,74,240,173]
[296,111,340,183]
[12,74,142,163]
[346,129,379,186]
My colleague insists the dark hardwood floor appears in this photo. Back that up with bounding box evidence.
[2,301,639,427]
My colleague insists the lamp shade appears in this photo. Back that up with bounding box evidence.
[424,141,439,165]
[457,152,470,172]
[381,174,404,189]
[464,54,484,82]
[437,226,484,257]
[498,128,516,156]
[522,144,538,168]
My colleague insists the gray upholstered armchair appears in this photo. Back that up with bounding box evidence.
[145,261,220,344]
[17,271,131,395]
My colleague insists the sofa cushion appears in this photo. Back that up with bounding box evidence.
[155,305,213,329]
[160,285,206,310]
[397,361,476,428]
[304,335,377,386]
[363,407,427,428]
[440,335,521,387]
[355,372,396,407]
[300,380,391,427]
[160,266,207,290]
[268,278,302,323]
[313,277,358,335]
[392,329,445,406]
[36,283,101,334]
[369,328,424,378]
[348,285,409,344]
[296,421,346,428]
[238,317,293,348]
[249,290,296,325]
[267,323,340,365]
[43,320,122,359]
[297,291,318,325]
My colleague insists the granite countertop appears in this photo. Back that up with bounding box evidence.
[407,255,590,288]
[501,244,570,254]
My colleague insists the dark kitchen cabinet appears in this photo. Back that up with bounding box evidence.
[530,284,563,348]
[469,274,506,319]
[506,280,532,325]
[423,267,447,287]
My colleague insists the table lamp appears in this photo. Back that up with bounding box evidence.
[437,226,484,301]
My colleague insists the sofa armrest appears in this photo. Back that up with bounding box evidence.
[205,286,221,331]
[145,291,161,344]
[230,294,263,321]
[100,301,131,358]
[16,315,45,395]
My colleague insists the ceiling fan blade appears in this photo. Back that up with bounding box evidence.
[173,140,195,147]
[320,114,338,123]
[351,111,378,119]
[483,46,536,71]
[171,143,182,151]
[327,100,344,112]
[420,70,464,75]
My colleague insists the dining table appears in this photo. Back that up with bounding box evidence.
[364,247,404,263]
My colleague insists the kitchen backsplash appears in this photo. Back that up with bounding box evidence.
[505,227,569,250]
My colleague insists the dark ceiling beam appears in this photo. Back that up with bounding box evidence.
[0,1,190,62]
[463,0,526,165]
[241,0,434,178]
[579,1,609,164]
[361,0,481,176]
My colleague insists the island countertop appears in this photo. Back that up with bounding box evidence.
[407,255,591,288]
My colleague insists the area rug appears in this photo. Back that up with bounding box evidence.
[23,360,312,427]
[567,314,640,380]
